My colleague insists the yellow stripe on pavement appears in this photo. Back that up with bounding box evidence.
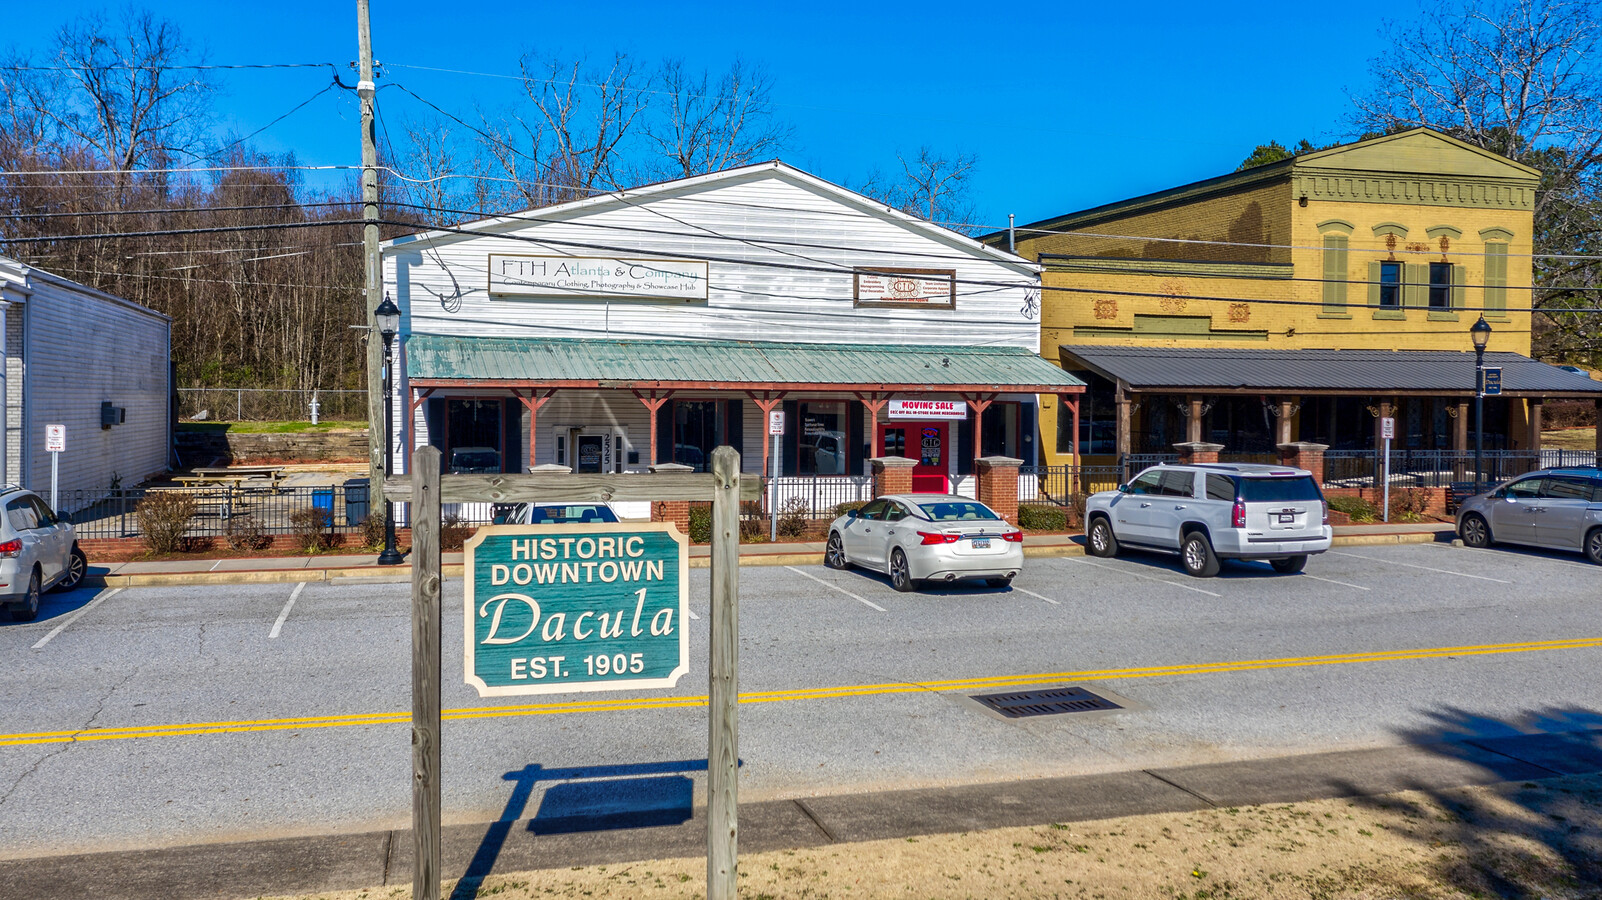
[4,635,1600,747]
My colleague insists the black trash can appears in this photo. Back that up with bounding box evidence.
[344,478,370,526]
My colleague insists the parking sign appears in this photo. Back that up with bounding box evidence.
[45,424,65,452]
[1380,417,1395,440]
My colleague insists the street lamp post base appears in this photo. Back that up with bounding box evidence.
[377,498,405,566]
[377,547,405,566]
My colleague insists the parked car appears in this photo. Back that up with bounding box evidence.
[1,486,87,620]
[493,503,621,525]
[1083,464,1332,577]
[449,446,501,474]
[824,494,1024,592]
[1456,467,1602,564]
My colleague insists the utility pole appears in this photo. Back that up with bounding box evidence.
[358,0,386,515]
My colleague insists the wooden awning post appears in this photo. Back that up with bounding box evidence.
[744,391,786,496]
[514,388,556,471]
[404,388,436,474]
[962,392,997,467]
[1064,394,1081,475]
[633,389,675,466]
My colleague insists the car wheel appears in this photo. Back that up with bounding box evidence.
[1087,517,1119,558]
[1585,528,1602,566]
[1270,555,1307,574]
[824,533,849,570]
[985,576,1013,588]
[1181,532,1220,578]
[10,569,40,622]
[888,549,916,593]
[1460,513,1493,549]
[53,545,87,593]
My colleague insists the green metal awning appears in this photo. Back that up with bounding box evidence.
[404,335,1084,393]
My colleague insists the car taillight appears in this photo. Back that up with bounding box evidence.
[1001,531,1024,542]
[0,538,20,558]
[919,531,960,544]
[1321,503,1329,526]
[1231,500,1246,528]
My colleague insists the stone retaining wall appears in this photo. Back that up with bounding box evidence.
[176,430,368,465]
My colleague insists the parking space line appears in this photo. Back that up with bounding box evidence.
[1426,542,1596,572]
[269,583,307,639]
[784,566,887,612]
[1014,587,1060,605]
[1300,573,1371,591]
[31,588,121,650]
[1327,550,1512,583]
[1064,557,1221,597]
[687,609,699,620]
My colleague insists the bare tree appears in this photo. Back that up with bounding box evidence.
[860,147,981,233]
[1352,0,1602,360]
[521,51,651,198]
[642,59,790,179]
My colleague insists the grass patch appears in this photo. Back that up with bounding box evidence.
[177,420,366,434]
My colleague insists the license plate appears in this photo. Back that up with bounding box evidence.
[1277,513,1296,524]
[971,538,991,549]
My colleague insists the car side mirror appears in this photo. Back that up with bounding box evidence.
[1116,483,1130,494]
[846,509,859,519]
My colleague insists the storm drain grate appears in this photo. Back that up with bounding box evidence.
[971,686,1122,718]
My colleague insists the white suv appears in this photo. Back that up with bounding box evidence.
[1083,464,1332,577]
[1,486,87,620]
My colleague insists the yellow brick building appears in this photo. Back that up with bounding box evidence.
[993,128,1601,468]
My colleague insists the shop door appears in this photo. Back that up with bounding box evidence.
[575,433,608,473]
[877,422,949,493]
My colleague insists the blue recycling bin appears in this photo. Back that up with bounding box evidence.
[312,488,335,527]
[343,478,370,526]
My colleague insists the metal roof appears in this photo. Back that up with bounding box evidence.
[406,335,1085,391]
[1060,345,1602,397]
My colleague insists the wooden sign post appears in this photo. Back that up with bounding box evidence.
[397,447,750,900]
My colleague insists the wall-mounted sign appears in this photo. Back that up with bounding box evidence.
[489,254,709,301]
[464,524,689,697]
[853,267,956,308]
[887,399,967,420]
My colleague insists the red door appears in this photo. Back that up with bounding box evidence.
[877,422,949,493]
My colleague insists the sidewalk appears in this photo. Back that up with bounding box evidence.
[81,524,1454,589]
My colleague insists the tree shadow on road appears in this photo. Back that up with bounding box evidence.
[1340,705,1602,897]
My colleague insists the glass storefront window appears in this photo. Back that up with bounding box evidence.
[447,399,503,473]
[799,401,848,475]
[672,401,721,472]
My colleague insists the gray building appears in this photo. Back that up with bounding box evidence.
[0,257,171,505]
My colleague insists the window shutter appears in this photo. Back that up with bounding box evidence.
[782,399,800,476]
[1367,261,1382,306]
[1451,264,1466,310]
[1404,263,1428,307]
[723,399,743,458]
[1322,236,1348,310]
[1020,400,1038,465]
[1485,243,1507,312]
[846,400,866,476]
[655,402,672,466]
[502,398,521,473]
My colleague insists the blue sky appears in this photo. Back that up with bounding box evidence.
[5,1,1419,227]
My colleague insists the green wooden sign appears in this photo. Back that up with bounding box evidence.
[463,524,689,697]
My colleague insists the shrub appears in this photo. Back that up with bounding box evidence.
[138,492,198,554]
[1018,504,1068,532]
[687,503,713,543]
[289,508,333,552]
[833,500,869,518]
[1327,494,1380,524]
[357,512,388,551]
[739,500,766,542]
[1388,487,1430,523]
[776,496,810,538]
[223,514,272,551]
[439,513,473,551]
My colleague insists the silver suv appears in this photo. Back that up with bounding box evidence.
[1083,464,1332,577]
[1,486,87,621]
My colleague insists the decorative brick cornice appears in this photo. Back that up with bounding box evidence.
[1293,170,1535,211]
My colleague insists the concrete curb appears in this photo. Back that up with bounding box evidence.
[82,531,1444,589]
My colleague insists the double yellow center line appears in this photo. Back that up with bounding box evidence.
[4,635,1600,747]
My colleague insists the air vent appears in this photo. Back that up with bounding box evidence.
[972,686,1122,718]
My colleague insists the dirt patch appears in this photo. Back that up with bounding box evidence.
[266,775,1602,899]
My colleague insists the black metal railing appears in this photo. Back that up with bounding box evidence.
[1018,465,1124,506]
[1319,449,1593,490]
[763,476,874,518]
[61,485,383,540]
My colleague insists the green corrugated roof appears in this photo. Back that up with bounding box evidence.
[406,335,1084,390]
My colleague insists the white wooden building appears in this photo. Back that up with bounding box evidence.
[0,257,172,505]
[383,163,1083,511]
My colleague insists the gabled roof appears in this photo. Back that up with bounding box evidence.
[406,335,1084,392]
[1061,345,1602,398]
[995,128,1541,241]
[385,161,1037,273]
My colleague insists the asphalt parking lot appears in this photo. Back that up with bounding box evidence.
[2,539,1600,859]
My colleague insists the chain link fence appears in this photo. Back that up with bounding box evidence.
[177,388,368,423]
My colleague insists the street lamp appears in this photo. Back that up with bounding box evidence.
[1470,315,1492,493]
[375,293,404,566]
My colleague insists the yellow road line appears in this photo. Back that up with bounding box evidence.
[4,636,1600,747]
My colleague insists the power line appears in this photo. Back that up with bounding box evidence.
[207,82,341,160]
[0,201,357,220]
[0,219,365,244]
[0,62,340,72]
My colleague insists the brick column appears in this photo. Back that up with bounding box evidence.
[870,456,916,497]
[1277,441,1330,487]
[649,462,694,533]
[1172,441,1223,464]
[975,455,1023,525]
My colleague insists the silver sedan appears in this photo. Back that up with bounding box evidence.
[1456,467,1602,565]
[824,494,1024,592]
